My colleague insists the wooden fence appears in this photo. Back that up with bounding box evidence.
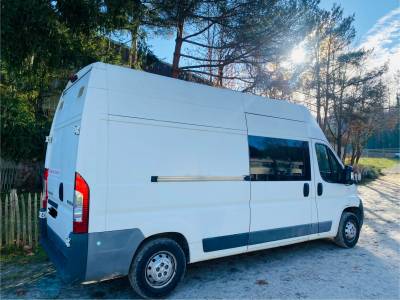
[362,148,400,158]
[0,159,44,192]
[1,190,43,249]
[1,162,18,192]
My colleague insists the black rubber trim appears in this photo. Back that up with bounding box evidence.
[358,199,364,227]
[62,67,91,95]
[48,207,58,219]
[48,199,58,209]
[202,232,249,252]
[202,221,332,252]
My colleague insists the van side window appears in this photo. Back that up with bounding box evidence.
[248,135,311,181]
[315,143,343,183]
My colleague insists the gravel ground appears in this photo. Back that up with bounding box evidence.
[1,171,399,299]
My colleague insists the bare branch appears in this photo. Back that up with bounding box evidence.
[182,21,216,41]
[188,69,254,82]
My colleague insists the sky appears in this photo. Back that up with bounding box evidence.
[145,0,400,104]
[147,0,400,66]
[320,1,400,99]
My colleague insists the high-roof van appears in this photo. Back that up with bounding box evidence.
[40,62,363,298]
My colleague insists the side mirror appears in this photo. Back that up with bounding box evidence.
[343,165,353,184]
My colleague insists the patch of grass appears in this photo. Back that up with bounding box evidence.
[355,157,398,170]
[0,245,48,265]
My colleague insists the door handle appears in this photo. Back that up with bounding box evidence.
[48,206,58,218]
[303,183,310,197]
[59,183,64,201]
[317,182,323,196]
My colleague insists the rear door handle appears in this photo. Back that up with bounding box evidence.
[303,183,310,197]
[48,207,58,218]
[317,182,323,196]
[59,183,64,201]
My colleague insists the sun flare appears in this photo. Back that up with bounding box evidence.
[290,45,306,64]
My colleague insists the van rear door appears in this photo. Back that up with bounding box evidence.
[45,72,90,242]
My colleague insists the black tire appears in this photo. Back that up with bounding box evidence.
[334,212,360,248]
[128,238,186,298]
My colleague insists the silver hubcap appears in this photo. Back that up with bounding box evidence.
[145,251,176,288]
[345,221,357,241]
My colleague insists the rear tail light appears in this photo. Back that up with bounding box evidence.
[73,172,90,234]
[42,168,49,209]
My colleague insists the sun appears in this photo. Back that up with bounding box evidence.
[290,45,306,64]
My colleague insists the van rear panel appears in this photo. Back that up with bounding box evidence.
[41,64,144,283]
[47,118,80,239]
[40,70,91,282]
[45,73,89,242]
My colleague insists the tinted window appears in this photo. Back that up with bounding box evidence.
[315,143,343,183]
[249,135,311,181]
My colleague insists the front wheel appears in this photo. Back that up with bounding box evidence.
[334,212,361,248]
[128,238,186,298]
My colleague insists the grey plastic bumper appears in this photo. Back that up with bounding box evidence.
[40,209,145,283]
[40,213,88,283]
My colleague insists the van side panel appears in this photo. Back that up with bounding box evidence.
[243,94,306,122]
[106,66,246,131]
[107,115,251,263]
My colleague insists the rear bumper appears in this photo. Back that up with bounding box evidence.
[40,209,145,283]
[40,213,88,283]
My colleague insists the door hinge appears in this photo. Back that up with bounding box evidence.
[45,136,53,143]
[73,125,80,135]
[65,237,71,248]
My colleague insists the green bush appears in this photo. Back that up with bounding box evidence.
[360,165,381,179]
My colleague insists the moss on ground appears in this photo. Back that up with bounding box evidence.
[0,245,48,265]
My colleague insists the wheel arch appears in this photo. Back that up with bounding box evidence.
[135,232,190,263]
[342,204,364,227]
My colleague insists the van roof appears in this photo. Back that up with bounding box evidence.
[73,62,327,142]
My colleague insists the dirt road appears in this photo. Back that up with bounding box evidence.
[1,173,399,299]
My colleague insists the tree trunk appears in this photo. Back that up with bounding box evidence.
[336,107,343,158]
[336,134,342,158]
[316,73,321,126]
[129,25,139,68]
[350,145,356,165]
[172,21,184,78]
[314,29,322,126]
[355,144,363,164]
[217,65,224,86]
[341,131,351,162]
[342,144,347,162]
[322,38,332,132]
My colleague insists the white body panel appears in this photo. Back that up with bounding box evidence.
[44,62,360,267]
[311,140,360,237]
[246,114,315,251]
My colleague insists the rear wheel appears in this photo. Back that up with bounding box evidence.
[128,238,186,298]
[334,212,360,248]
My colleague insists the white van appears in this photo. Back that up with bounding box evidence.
[40,62,363,298]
